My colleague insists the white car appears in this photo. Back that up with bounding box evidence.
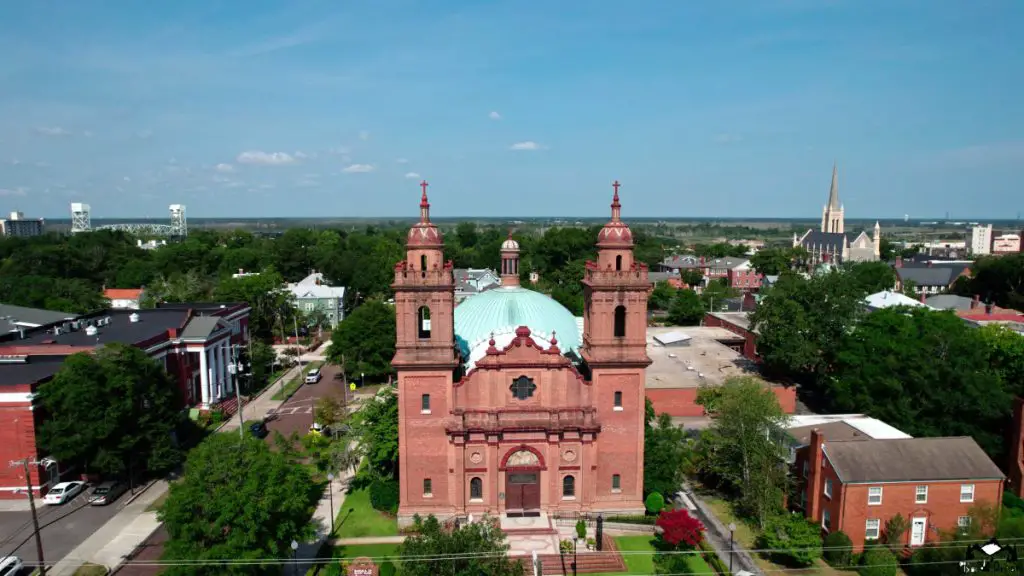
[305,368,322,384]
[44,481,86,505]
[0,556,23,576]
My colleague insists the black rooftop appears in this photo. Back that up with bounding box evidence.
[0,356,65,386]
[3,309,188,349]
[155,302,246,314]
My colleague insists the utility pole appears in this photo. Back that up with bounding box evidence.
[9,458,46,575]
[229,345,245,439]
[293,316,304,374]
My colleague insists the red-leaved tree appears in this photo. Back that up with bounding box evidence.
[656,509,705,548]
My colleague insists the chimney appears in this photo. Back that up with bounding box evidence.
[806,429,825,523]
[238,268,244,275]
[972,294,981,310]
[895,257,903,268]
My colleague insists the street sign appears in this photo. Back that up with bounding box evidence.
[349,383,357,391]
[347,557,377,576]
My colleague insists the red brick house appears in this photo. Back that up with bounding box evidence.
[393,182,649,525]
[702,312,758,361]
[0,303,250,499]
[794,429,1004,551]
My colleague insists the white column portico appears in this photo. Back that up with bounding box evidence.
[199,348,211,406]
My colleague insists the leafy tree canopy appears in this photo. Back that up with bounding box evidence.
[327,300,396,381]
[159,433,319,576]
[666,288,704,326]
[36,343,184,477]
[400,515,524,576]
[644,413,693,499]
[353,388,399,481]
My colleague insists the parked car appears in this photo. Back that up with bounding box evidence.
[89,481,128,506]
[0,556,23,576]
[309,422,331,436]
[43,481,86,505]
[305,368,322,384]
[250,421,269,439]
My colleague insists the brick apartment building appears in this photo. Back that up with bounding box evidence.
[793,426,1003,551]
[0,302,250,499]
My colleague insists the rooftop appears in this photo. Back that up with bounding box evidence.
[707,311,755,333]
[864,291,933,311]
[785,414,911,446]
[0,303,78,328]
[825,437,1004,483]
[646,326,751,389]
[0,356,66,386]
[286,272,346,299]
[103,288,144,300]
[1,309,188,350]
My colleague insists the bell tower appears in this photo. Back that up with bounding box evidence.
[581,181,650,515]
[392,181,458,525]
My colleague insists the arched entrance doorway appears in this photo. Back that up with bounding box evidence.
[502,448,542,517]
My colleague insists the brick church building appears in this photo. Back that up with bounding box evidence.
[393,181,650,525]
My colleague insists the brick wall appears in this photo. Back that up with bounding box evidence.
[701,313,759,361]
[0,396,46,498]
[646,386,795,417]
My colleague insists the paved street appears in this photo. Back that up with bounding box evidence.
[266,362,348,439]
[0,485,128,568]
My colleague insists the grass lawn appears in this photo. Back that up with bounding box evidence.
[588,535,712,576]
[334,486,398,538]
[71,563,108,576]
[307,544,401,576]
[273,361,322,401]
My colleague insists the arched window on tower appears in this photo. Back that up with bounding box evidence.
[615,255,622,271]
[614,305,626,338]
[420,254,428,271]
[418,306,431,339]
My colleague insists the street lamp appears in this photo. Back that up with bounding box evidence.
[327,473,336,535]
[290,539,299,576]
[226,348,247,440]
[727,522,737,572]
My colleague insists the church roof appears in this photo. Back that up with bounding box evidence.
[799,230,847,252]
[454,286,582,368]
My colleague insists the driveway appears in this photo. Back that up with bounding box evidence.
[0,485,129,567]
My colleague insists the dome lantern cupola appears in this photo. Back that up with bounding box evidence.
[500,229,521,287]
[597,180,634,248]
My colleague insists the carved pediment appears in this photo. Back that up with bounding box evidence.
[506,449,540,467]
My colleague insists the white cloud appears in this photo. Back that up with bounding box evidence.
[36,126,72,137]
[404,172,421,179]
[123,176,131,182]
[359,130,370,141]
[294,151,310,159]
[236,151,298,165]
[713,134,743,144]
[395,158,409,164]
[509,141,544,151]
[342,163,375,173]
[0,187,28,196]
[489,111,502,120]
[215,163,235,173]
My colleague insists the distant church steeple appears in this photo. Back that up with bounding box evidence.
[821,162,845,234]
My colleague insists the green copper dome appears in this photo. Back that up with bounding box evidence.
[454,286,582,367]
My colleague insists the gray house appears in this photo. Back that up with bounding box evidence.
[286,272,346,328]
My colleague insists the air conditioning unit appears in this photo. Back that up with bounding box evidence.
[85,325,98,336]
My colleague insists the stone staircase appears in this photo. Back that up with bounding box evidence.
[533,535,627,575]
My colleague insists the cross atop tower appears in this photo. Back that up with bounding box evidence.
[419,180,431,221]
[610,180,622,221]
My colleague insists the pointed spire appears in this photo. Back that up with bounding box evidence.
[610,180,622,222]
[419,180,430,222]
[827,163,840,210]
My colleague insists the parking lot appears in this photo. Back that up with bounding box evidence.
[0,483,128,567]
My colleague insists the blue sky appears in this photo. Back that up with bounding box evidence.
[1,0,1022,220]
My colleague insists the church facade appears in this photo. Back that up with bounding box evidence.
[393,181,650,525]
[794,164,881,266]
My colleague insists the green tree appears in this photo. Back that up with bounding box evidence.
[977,323,1024,398]
[400,515,524,576]
[35,344,183,477]
[649,281,676,311]
[680,269,705,288]
[750,247,796,275]
[666,288,704,325]
[822,531,853,568]
[844,261,897,294]
[883,513,908,550]
[878,237,897,261]
[243,340,278,394]
[963,253,1024,310]
[213,267,294,340]
[829,308,1010,456]
[160,434,319,576]
[354,388,399,481]
[327,300,396,381]
[700,278,737,311]
[858,546,898,576]
[644,413,693,498]
[697,377,789,528]
[757,513,822,568]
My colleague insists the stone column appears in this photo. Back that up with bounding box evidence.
[199,349,210,407]
[225,343,234,394]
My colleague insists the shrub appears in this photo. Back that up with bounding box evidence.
[858,546,897,576]
[822,530,853,568]
[604,514,657,525]
[368,478,399,514]
[656,509,705,548]
[575,519,587,540]
[559,539,575,553]
[883,513,908,550]
[645,492,665,514]
[757,513,822,567]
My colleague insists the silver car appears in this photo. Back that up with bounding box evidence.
[89,481,128,506]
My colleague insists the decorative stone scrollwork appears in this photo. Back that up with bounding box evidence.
[506,449,540,467]
[562,449,577,463]
[470,451,483,464]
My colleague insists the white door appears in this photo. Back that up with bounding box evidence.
[911,517,927,546]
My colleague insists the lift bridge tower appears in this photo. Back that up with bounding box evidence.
[70,203,92,233]
[169,204,188,237]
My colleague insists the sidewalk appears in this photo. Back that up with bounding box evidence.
[294,459,358,573]
[50,362,309,575]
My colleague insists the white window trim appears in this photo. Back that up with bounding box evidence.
[469,498,483,503]
[958,516,971,532]
[824,479,833,499]
[865,519,880,541]
[822,510,831,533]
[868,486,883,506]
[915,485,928,504]
[613,406,624,412]
[423,480,433,498]
[420,409,431,415]
[960,484,975,503]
